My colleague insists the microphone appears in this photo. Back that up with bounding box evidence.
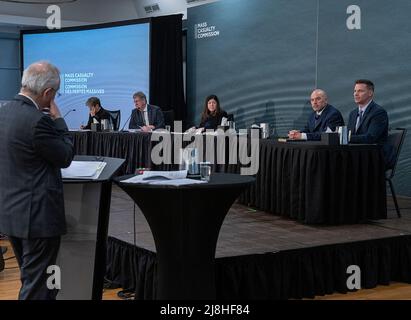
[120,113,132,132]
[63,109,76,118]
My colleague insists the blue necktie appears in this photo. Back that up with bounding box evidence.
[355,110,363,132]
[314,114,321,127]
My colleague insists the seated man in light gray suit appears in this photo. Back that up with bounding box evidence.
[0,61,74,300]
[128,91,165,131]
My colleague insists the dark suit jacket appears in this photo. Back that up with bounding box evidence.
[348,101,388,144]
[0,95,74,239]
[348,101,394,167]
[129,104,165,129]
[83,107,111,130]
[302,104,344,140]
[199,110,228,130]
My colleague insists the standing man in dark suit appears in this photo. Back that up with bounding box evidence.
[288,89,344,140]
[347,79,394,167]
[128,91,165,131]
[0,61,74,300]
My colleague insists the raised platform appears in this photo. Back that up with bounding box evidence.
[106,186,411,299]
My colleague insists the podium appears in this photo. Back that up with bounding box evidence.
[58,155,124,300]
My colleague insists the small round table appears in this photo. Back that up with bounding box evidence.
[114,173,255,300]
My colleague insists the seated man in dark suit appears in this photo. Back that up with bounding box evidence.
[288,89,344,140]
[348,79,394,167]
[80,96,111,130]
[0,61,74,299]
[128,91,164,131]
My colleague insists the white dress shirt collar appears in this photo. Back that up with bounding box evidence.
[358,100,372,114]
[18,93,39,110]
[316,105,327,116]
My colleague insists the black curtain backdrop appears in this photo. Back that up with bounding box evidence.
[150,14,186,123]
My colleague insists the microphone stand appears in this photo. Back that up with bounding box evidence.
[120,113,132,131]
[63,109,76,118]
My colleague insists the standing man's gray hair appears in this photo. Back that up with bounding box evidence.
[21,61,60,96]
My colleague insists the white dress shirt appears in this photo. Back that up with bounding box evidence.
[141,106,149,126]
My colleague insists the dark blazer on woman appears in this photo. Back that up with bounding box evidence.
[199,110,228,130]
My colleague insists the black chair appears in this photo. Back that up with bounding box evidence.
[385,128,407,217]
[162,110,175,130]
[106,110,121,131]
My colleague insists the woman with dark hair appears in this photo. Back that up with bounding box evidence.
[198,94,228,130]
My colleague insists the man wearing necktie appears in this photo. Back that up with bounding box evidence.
[288,89,344,141]
[347,79,394,167]
[128,91,165,132]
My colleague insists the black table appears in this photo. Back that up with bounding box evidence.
[70,131,247,175]
[240,140,387,224]
[69,131,152,174]
[114,173,255,299]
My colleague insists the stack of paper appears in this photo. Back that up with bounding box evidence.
[121,170,207,186]
[61,161,106,179]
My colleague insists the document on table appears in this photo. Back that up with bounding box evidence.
[121,170,207,186]
[61,161,106,179]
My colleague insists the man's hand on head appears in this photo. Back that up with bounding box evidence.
[49,100,62,120]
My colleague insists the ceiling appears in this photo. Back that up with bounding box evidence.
[0,0,218,32]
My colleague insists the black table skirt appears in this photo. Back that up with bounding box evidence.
[239,140,387,224]
[106,235,411,300]
[70,131,248,175]
[70,132,387,224]
[69,131,152,175]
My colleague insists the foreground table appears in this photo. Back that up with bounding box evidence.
[115,173,254,299]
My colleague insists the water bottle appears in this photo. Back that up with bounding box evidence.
[337,126,348,145]
[260,123,270,138]
[179,148,200,175]
[188,148,200,175]
[101,119,109,131]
